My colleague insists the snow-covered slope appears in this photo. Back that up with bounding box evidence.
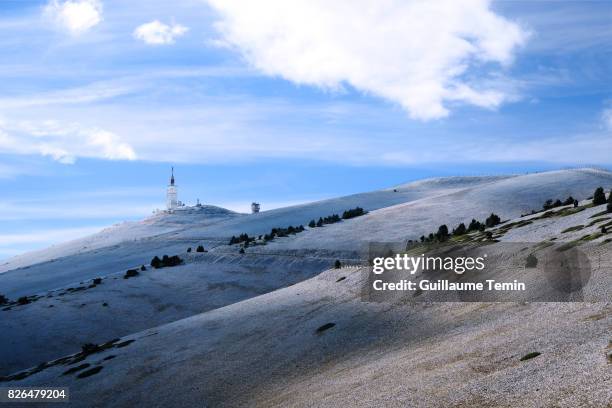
[0,205,240,274]
[1,168,611,407]
[0,173,506,295]
[4,251,609,407]
[241,168,612,252]
[4,168,610,277]
[0,252,337,375]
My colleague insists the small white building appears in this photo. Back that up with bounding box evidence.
[166,167,178,210]
[251,202,260,213]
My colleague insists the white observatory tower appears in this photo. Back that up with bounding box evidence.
[166,167,178,210]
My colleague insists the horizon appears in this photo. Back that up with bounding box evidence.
[1,0,611,259]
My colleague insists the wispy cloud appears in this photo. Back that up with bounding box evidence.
[0,119,136,164]
[133,20,188,45]
[0,79,139,109]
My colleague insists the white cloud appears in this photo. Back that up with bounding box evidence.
[205,0,528,120]
[133,20,189,45]
[44,0,103,35]
[0,119,136,164]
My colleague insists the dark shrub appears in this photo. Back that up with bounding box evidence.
[467,219,482,232]
[81,343,101,354]
[607,203,612,213]
[17,296,29,305]
[334,260,341,269]
[124,269,139,279]
[593,187,606,206]
[0,294,7,304]
[316,218,323,227]
[601,226,607,234]
[542,199,554,210]
[563,196,575,206]
[485,213,501,228]
[525,254,538,268]
[553,199,563,207]
[342,207,366,219]
[453,223,466,236]
[140,265,146,271]
[92,278,102,285]
[239,248,245,254]
[162,255,182,267]
[150,256,161,268]
[520,352,541,361]
[573,199,579,208]
[315,323,335,334]
[308,219,316,228]
[187,247,191,253]
[196,245,205,252]
[436,225,449,241]
[230,234,253,245]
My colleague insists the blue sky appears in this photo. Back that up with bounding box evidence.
[0,0,611,259]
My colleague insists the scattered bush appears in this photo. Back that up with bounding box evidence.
[161,255,182,267]
[468,219,485,232]
[187,247,191,253]
[17,296,30,305]
[151,255,183,269]
[315,322,336,334]
[334,260,341,269]
[140,265,146,271]
[239,248,245,254]
[607,203,612,214]
[563,196,575,206]
[342,207,366,219]
[436,224,449,241]
[525,254,538,268]
[150,256,161,268]
[0,294,8,304]
[234,224,306,245]
[308,219,316,228]
[485,213,501,228]
[196,245,205,252]
[593,187,606,206]
[229,233,255,245]
[519,351,541,361]
[92,278,102,285]
[452,223,467,236]
[124,269,139,279]
[601,226,607,234]
[573,199,579,208]
[81,343,101,354]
